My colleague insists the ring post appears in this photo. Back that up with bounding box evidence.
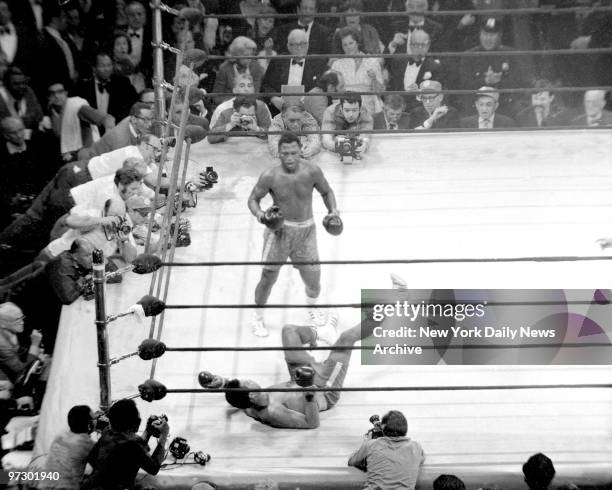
[152,0,166,136]
[93,249,111,411]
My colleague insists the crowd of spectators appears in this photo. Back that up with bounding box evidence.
[0,0,610,485]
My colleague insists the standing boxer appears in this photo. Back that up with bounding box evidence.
[247,131,341,337]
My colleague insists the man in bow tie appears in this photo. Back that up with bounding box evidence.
[271,0,333,56]
[571,90,612,128]
[388,29,446,111]
[74,52,137,122]
[262,28,326,114]
[123,1,152,81]
[386,0,443,53]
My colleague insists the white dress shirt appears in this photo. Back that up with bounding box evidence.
[128,27,144,65]
[403,61,421,90]
[288,59,305,85]
[95,78,110,114]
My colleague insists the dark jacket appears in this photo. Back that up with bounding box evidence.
[459,113,517,129]
[73,75,137,122]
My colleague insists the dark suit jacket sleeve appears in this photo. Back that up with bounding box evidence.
[212,65,233,106]
[46,258,82,305]
[495,114,517,128]
[111,76,138,121]
[261,59,283,100]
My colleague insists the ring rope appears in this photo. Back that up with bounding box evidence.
[161,256,612,267]
[193,126,612,137]
[208,47,612,61]
[163,300,612,309]
[201,86,612,99]
[165,383,612,393]
[199,5,612,20]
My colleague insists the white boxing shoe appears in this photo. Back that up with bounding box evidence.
[316,309,339,347]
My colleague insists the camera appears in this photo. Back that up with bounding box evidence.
[90,411,109,433]
[239,114,253,127]
[168,218,191,247]
[81,275,95,301]
[146,414,168,438]
[169,437,190,459]
[334,134,362,163]
[103,217,132,242]
[200,166,219,190]
[194,451,212,466]
[365,414,384,439]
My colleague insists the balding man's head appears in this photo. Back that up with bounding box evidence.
[1,116,25,146]
[584,90,607,118]
[287,29,309,57]
[410,29,430,57]
[233,73,255,94]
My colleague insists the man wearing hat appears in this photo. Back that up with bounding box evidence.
[459,86,515,129]
[409,80,459,129]
[459,17,525,116]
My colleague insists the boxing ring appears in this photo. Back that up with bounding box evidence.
[34,129,612,488]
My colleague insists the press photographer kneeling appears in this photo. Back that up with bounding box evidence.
[321,93,373,159]
[80,398,169,490]
[348,410,425,490]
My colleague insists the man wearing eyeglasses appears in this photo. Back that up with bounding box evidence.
[409,80,459,130]
[262,29,327,114]
[77,102,153,160]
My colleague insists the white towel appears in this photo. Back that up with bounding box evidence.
[60,96,88,154]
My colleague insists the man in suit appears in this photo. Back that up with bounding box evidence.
[77,102,152,160]
[123,1,152,82]
[458,17,526,116]
[515,79,570,129]
[571,90,612,127]
[373,94,411,130]
[262,29,326,114]
[0,66,44,131]
[39,2,77,95]
[459,86,516,129]
[74,52,137,123]
[387,29,446,111]
[386,0,444,52]
[272,0,333,55]
[409,79,459,129]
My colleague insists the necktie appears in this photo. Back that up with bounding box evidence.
[297,24,308,31]
[291,59,304,66]
[389,123,398,130]
[14,100,20,113]
[482,119,491,129]
[408,25,422,32]
[408,59,422,67]
[129,30,140,39]
[0,26,9,35]
[97,81,109,93]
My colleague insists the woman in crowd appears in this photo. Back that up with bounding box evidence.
[111,31,146,93]
[304,69,346,125]
[251,5,278,72]
[331,0,384,55]
[213,36,264,106]
[330,26,384,115]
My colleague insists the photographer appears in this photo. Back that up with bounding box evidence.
[208,96,270,144]
[81,398,169,490]
[348,410,425,490]
[39,197,137,264]
[36,405,95,489]
[321,93,373,155]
